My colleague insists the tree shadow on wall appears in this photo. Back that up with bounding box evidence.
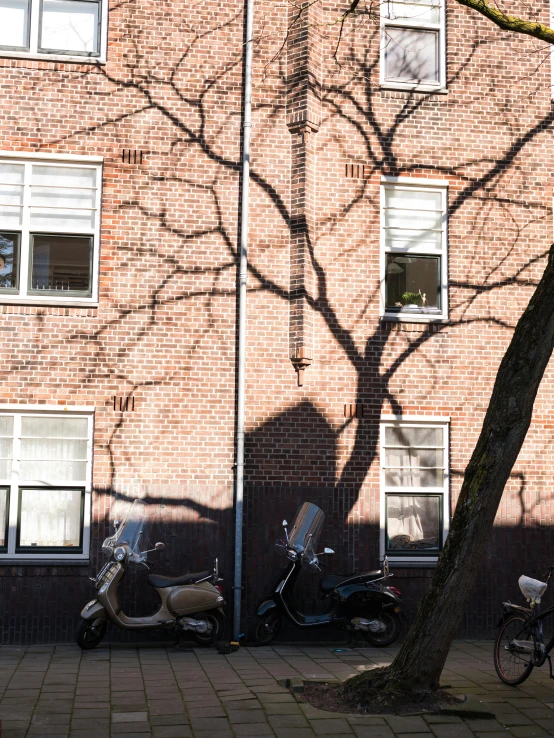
[243,400,380,640]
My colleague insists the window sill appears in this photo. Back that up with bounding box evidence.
[380,83,448,95]
[0,51,106,65]
[381,314,449,324]
[0,558,89,565]
[0,297,98,308]
[388,558,438,568]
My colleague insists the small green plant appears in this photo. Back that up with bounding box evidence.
[401,291,421,305]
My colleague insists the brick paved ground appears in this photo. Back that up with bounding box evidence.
[0,641,553,738]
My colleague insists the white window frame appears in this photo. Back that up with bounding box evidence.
[380,415,449,564]
[0,0,108,63]
[0,151,102,307]
[380,176,448,322]
[0,405,93,562]
[380,0,446,93]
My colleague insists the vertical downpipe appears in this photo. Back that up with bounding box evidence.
[234,0,254,640]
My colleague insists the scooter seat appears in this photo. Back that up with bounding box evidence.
[320,570,382,594]
[147,571,210,588]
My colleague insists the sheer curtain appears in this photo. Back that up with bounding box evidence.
[384,425,443,550]
[18,416,87,547]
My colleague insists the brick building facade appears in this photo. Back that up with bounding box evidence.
[0,0,552,644]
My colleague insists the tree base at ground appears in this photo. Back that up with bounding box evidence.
[304,667,463,715]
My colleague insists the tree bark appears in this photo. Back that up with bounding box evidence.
[345,242,554,699]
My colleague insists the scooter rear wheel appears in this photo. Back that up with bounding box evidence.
[192,610,228,646]
[362,612,401,647]
[76,618,107,650]
[248,612,282,646]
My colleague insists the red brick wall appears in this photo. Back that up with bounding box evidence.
[0,0,553,642]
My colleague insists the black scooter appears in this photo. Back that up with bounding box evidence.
[249,502,403,646]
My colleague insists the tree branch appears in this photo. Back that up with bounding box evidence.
[456,0,554,44]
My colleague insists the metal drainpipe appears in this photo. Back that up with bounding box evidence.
[233,0,254,641]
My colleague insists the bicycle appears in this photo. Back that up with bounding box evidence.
[494,566,554,685]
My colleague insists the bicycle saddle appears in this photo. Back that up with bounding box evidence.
[320,570,382,593]
[147,571,209,588]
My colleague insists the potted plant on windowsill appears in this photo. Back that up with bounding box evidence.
[401,291,422,309]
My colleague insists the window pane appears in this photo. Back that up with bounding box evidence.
[0,0,29,49]
[20,416,88,481]
[21,416,88,438]
[21,438,87,461]
[19,460,87,481]
[386,495,440,551]
[0,488,6,547]
[0,232,19,291]
[30,234,92,294]
[18,488,82,548]
[386,254,440,310]
[30,165,96,230]
[388,0,440,24]
[385,467,443,487]
[0,438,12,479]
[32,166,96,190]
[0,163,24,227]
[385,426,443,447]
[384,27,439,84]
[40,0,99,54]
[384,189,443,249]
[385,447,443,469]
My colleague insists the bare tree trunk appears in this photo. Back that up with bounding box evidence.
[344,242,554,700]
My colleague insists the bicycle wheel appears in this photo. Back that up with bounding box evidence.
[494,614,535,686]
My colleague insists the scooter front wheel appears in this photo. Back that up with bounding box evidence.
[248,611,282,646]
[76,617,107,650]
[362,612,401,647]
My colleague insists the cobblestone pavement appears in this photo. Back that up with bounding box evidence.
[1,641,554,738]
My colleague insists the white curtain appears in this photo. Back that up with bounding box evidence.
[19,488,81,547]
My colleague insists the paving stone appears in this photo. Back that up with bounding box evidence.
[264,701,304,714]
[352,726,396,738]
[228,708,268,723]
[149,714,191,726]
[309,717,354,734]
[507,727,549,738]
[112,711,149,723]
[272,729,317,738]
[232,723,276,736]
[430,723,482,738]
[189,717,232,732]
[497,715,536,726]
[464,720,507,732]
[387,717,432,733]
[424,716,465,724]
[151,726,193,738]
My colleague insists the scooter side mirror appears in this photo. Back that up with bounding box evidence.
[282,520,288,527]
[154,542,165,551]
[324,548,334,555]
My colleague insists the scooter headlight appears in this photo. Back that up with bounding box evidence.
[114,546,127,562]
[286,549,298,561]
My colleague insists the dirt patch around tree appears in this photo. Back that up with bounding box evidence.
[302,681,469,716]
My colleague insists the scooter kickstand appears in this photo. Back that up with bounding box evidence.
[547,655,554,679]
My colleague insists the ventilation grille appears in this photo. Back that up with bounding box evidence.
[344,403,364,419]
[345,163,369,179]
[113,395,135,412]
[121,149,144,165]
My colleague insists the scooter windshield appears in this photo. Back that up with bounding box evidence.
[275,502,325,573]
[102,499,150,563]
